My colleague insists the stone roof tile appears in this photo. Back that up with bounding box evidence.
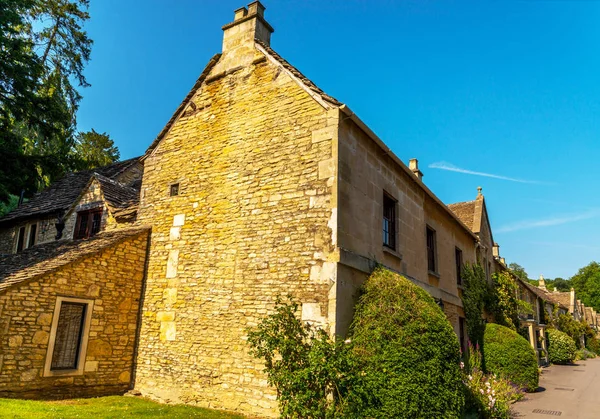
[0,226,150,293]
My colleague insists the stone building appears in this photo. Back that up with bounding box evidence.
[0,158,142,255]
[0,2,593,417]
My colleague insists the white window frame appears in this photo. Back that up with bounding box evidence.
[44,296,94,377]
[13,221,38,253]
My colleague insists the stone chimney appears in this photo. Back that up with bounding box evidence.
[222,1,274,53]
[570,287,576,315]
[500,257,506,265]
[409,159,423,180]
[492,243,500,258]
[538,274,547,291]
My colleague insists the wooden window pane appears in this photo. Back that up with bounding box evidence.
[170,183,179,197]
[51,302,87,370]
[427,227,436,272]
[383,194,396,250]
[76,213,88,239]
[455,247,463,286]
[16,226,26,253]
[91,212,102,236]
[27,223,37,248]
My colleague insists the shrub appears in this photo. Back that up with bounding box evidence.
[557,314,586,349]
[462,264,488,350]
[587,337,600,355]
[349,267,464,418]
[483,323,539,392]
[463,344,523,419]
[547,329,577,364]
[246,297,368,418]
[575,348,596,361]
[487,272,521,331]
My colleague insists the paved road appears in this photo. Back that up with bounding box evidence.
[512,357,600,418]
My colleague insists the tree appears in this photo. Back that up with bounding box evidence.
[570,262,600,312]
[509,262,529,282]
[0,0,92,203]
[551,277,571,293]
[73,129,120,170]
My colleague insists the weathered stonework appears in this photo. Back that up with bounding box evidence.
[0,230,148,399]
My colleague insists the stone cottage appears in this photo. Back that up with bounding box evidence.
[0,2,553,417]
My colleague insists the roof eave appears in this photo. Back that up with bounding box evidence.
[339,104,479,242]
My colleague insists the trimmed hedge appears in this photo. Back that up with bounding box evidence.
[349,267,464,418]
[483,323,539,392]
[547,329,577,364]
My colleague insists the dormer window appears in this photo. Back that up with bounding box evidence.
[74,208,103,240]
[14,222,38,253]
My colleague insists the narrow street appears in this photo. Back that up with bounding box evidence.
[513,358,600,418]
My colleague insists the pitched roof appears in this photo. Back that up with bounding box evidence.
[0,158,141,225]
[520,280,569,310]
[447,200,477,232]
[548,291,571,308]
[254,39,341,107]
[0,226,150,293]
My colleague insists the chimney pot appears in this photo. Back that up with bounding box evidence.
[247,1,265,18]
[234,7,248,21]
[409,158,424,180]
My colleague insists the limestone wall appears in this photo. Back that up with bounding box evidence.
[0,231,148,399]
[135,49,337,417]
[336,116,476,334]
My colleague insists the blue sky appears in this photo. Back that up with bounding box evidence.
[76,1,600,279]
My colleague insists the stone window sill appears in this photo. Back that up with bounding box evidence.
[428,270,441,279]
[383,246,402,261]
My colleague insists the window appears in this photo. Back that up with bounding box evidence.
[27,223,37,248]
[74,208,103,240]
[170,183,180,197]
[459,317,467,356]
[51,303,87,370]
[455,247,463,286]
[426,226,437,273]
[44,297,94,377]
[382,193,396,250]
[16,226,26,253]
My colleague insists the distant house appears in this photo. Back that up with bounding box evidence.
[0,158,142,255]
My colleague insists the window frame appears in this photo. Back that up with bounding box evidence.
[74,208,103,240]
[426,225,438,274]
[44,296,94,377]
[382,192,397,250]
[14,222,38,253]
[170,183,180,197]
[455,247,463,286]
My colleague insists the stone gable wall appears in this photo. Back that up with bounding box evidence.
[0,231,148,399]
[134,49,337,417]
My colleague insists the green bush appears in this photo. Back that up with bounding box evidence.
[587,337,600,355]
[575,348,596,361]
[349,267,464,418]
[547,329,577,364]
[483,323,539,392]
[246,297,367,418]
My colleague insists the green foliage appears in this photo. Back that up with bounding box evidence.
[547,329,577,364]
[0,194,19,217]
[575,349,596,361]
[0,0,95,203]
[483,324,539,392]
[463,344,522,419]
[508,262,529,282]
[586,337,600,355]
[570,262,600,312]
[247,297,366,418]
[557,314,586,349]
[72,129,120,170]
[461,263,488,350]
[488,272,520,331]
[350,267,464,418]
